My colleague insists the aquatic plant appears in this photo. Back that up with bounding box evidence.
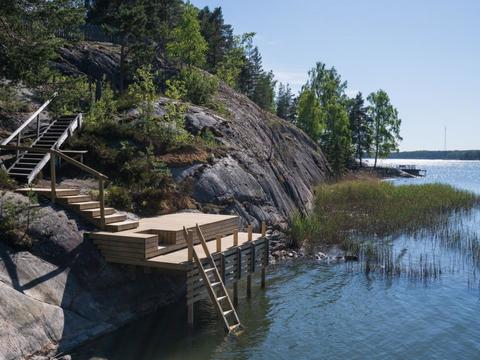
[291,179,479,247]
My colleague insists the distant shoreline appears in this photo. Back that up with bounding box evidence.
[388,150,480,160]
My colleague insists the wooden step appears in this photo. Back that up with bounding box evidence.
[93,213,127,225]
[70,201,100,210]
[17,188,80,196]
[88,232,157,242]
[105,220,140,232]
[57,194,91,204]
[82,207,116,217]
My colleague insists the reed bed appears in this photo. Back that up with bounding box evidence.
[292,179,480,282]
[291,179,479,248]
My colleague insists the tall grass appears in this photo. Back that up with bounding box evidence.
[291,179,480,249]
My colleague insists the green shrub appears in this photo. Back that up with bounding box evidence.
[0,191,38,249]
[128,65,157,129]
[106,185,133,212]
[178,68,218,106]
[0,170,16,190]
[0,84,29,113]
[85,79,117,128]
[40,75,92,116]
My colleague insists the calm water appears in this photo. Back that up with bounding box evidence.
[73,160,480,360]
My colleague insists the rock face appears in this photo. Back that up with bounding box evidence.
[180,83,330,229]
[0,192,184,360]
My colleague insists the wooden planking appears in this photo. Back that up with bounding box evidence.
[148,232,263,268]
[186,238,268,304]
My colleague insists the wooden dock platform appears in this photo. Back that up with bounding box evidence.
[16,187,270,331]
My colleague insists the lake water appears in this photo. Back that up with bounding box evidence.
[73,160,480,360]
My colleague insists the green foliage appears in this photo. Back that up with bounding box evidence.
[252,71,276,112]
[297,88,324,141]
[0,170,16,190]
[0,84,29,113]
[276,83,296,122]
[321,103,352,175]
[291,179,479,248]
[0,191,38,249]
[367,90,402,167]
[42,75,92,116]
[0,0,84,84]
[128,65,157,130]
[106,185,133,212]
[177,68,219,106]
[167,3,208,67]
[85,80,117,128]
[89,0,148,91]
[347,92,372,165]
[198,6,234,72]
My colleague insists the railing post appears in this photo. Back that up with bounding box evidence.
[261,221,266,237]
[187,230,194,262]
[50,152,56,203]
[216,234,222,253]
[99,178,105,230]
[36,114,40,137]
[247,224,253,299]
[16,134,20,159]
[233,229,238,246]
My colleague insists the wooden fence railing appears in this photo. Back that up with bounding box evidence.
[0,145,108,229]
[0,93,57,161]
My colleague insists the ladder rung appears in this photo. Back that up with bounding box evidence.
[211,282,221,287]
[223,310,233,317]
[217,296,227,301]
[205,268,215,273]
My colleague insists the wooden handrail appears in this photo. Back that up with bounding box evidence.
[0,144,108,229]
[1,92,58,146]
[0,145,107,180]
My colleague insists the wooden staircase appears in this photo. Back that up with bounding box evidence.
[17,188,139,232]
[1,94,83,184]
[183,225,242,333]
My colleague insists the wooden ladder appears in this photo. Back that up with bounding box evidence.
[183,224,242,333]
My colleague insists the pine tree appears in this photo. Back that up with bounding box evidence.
[253,71,276,111]
[198,6,234,72]
[0,0,84,84]
[276,83,292,120]
[239,43,262,99]
[89,0,147,92]
[347,92,372,166]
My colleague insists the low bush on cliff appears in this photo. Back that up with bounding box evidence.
[291,179,479,248]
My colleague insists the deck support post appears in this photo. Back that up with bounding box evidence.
[216,234,222,253]
[99,178,105,230]
[261,222,268,289]
[234,247,241,307]
[233,229,238,246]
[50,152,56,203]
[187,230,194,262]
[246,225,254,299]
[187,303,194,329]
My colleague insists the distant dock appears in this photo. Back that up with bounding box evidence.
[396,164,427,177]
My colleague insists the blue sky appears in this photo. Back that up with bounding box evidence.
[191,0,480,151]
